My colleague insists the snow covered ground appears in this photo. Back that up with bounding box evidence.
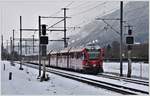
[103,62,149,79]
[1,61,121,95]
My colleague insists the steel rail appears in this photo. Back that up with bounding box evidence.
[18,62,148,95]
[97,74,149,86]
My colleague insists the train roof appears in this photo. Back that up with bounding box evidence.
[69,48,85,53]
[51,50,59,55]
[48,50,53,55]
[49,46,102,55]
[59,48,71,54]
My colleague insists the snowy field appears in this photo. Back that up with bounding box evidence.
[103,62,149,79]
[34,60,149,79]
[1,61,121,95]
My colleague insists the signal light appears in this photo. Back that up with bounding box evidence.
[128,29,132,35]
[42,24,46,35]
[127,45,132,50]
[126,36,134,44]
[40,36,48,44]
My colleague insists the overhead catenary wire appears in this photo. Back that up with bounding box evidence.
[46,2,117,34]
[70,2,107,17]
[68,2,120,31]
[70,1,90,9]
[65,1,74,8]
[32,1,147,48]
[46,1,118,34]
[70,2,148,47]
[32,1,119,41]
[47,19,64,29]
[46,1,74,32]
[70,1,98,10]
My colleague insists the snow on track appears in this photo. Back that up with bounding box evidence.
[1,61,121,95]
[23,62,149,95]
[103,62,149,79]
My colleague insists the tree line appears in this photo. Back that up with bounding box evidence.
[1,41,148,62]
[104,41,148,62]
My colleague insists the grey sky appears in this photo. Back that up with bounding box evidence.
[0,0,128,47]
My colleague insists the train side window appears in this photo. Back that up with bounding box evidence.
[76,53,79,59]
[70,53,74,58]
[77,52,82,59]
[75,53,78,59]
[82,53,85,60]
[100,50,104,57]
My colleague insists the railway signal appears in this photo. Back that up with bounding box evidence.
[40,24,49,81]
[126,27,134,50]
[42,24,46,35]
[126,36,134,45]
[40,24,49,55]
[19,8,71,80]
[125,25,134,78]
[40,36,48,45]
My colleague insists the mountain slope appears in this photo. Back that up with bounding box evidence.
[68,1,149,47]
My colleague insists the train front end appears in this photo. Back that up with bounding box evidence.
[82,47,104,74]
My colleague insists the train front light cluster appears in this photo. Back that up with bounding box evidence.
[93,64,96,67]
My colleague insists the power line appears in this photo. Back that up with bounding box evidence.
[70,1,98,10]
[68,2,117,30]
[96,7,120,18]
[71,2,107,17]
[102,19,120,35]
[65,1,74,8]
[70,1,90,9]
[72,2,121,30]
[124,4,147,14]
[47,19,64,29]
[44,2,73,34]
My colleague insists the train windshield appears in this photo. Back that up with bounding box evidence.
[88,50,100,60]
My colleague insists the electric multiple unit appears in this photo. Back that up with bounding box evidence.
[48,47,104,74]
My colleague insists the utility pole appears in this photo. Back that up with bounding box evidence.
[120,1,123,76]
[29,46,30,54]
[1,35,3,60]
[12,29,15,66]
[6,40,8,54]
[6,40,9,60]
[25,40,27,55]
[32,35,34,53]
[10,37,13,65]
[38,16,42,77]
[13,29,14,52]
[62,8,69,48]
[19,12,71,78]
[19,16,23,70]
[18,42,19,55]
[96,2,124,76]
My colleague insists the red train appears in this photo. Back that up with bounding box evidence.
[48,46,104,74]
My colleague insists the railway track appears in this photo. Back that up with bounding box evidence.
[18,62,149,95]
[26,61,149,86]
[98,73,149,86]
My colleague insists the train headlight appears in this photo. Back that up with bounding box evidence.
[84,63,88,66]
[86,63,88,66]
[93,64,96,67]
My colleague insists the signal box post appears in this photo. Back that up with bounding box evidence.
[40,24,49,81]
[126,28,134,77]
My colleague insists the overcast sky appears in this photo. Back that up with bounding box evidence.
[0,0,131,47]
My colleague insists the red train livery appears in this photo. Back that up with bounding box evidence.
[48,47,104,74]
